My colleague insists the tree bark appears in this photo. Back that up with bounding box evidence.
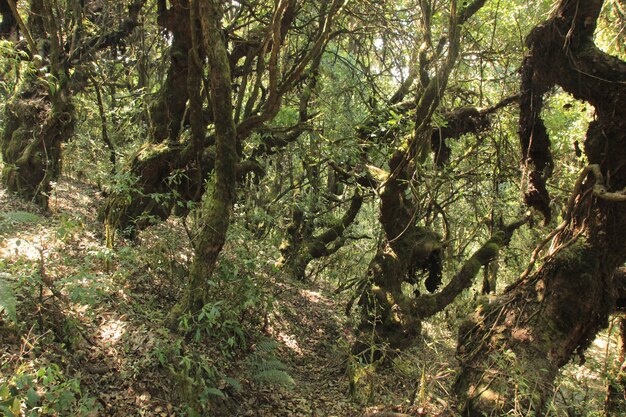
[455,1,626,414]
[1,78,74,208]
[278,190,363,280]
[1,0,144,209]
[170,0,237,319]
[99,0,198,235]
[352,0,489,357]
[100,0,344,237]
[1,0,74,209]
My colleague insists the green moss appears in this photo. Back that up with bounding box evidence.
[137,142,171,162]
[463,258,482,277]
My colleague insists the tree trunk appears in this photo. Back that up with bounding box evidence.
[351,1,490,356]
[99,0,197,236]
[455,1,626,414]
[1,79,74,209]
[170,0,237,320]
[278,191,363,281]
[1,0,74,209]
[2,0,143,210]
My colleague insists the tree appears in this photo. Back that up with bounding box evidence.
[101,0,345,239]
[339,0,529,357]
[0,0,144,208]
[277,187,363,281]
[455,1,626,414]
[167,0,347,320]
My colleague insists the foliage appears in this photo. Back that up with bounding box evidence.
[247,339,295,388]
[0,358,98,417]
[0,273,16,323]
[0,211,42,235]
[0,0,625,415]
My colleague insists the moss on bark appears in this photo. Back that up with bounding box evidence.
[1,78,74,209]
[170,0,237,321]
[455,2,626,413]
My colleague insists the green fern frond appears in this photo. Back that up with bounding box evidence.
[205,387,226,399]
[254,340,280,354]
[253,359,288,372]
[0,211,42,235]
[0,273,17,323]
[223,376,242,392]
[253,370,295,387]
[1,211,42,224]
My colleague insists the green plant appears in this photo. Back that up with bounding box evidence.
[146,335,240,416]
[0,363,99,417]
[178,301,246,353]
[55,214,84,244]
[0,211,42,235]
[247,339,294,388]
[0,273,17,323]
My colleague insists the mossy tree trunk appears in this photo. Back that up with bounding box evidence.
[1,0,144,209]
[1,0,73,209]
[1,79,74,208]
[278,190,363,280]
[101,0,345,237]
[352,0,490,356]
[100,0,200,235]
[455,1,626,414]
[170,0,237,319]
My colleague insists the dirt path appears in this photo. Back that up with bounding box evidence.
[243,280,361,417]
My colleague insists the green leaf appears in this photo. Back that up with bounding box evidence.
[25,387,40,407]
[254,370,295,387]
[0,211,42,234]
[222,377,242,392]
[2,211,42,223]
[0,274,17,323]
[205,387,226,399]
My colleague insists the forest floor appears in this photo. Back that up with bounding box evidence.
[0,178,622,416]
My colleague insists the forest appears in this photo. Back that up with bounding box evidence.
[1,0,625,416]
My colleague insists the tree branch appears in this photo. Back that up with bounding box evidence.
[411,216,529,319]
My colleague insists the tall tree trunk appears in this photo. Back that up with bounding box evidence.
[1,0,74,209]
[170,0,237,320]
[1,78,74,208]
[455,1,626,414]
[352,0,489,356]
[99,0,198,236]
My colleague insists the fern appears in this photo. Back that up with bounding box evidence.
[205,387,226,399]
[248,338,294,388]
[253,370,295,387]
[0,273,17,323]
[253,358,288,372]
[222,376,242,392]
[2,211,42,223]
[254,340,280,354]
[0,211,42,234]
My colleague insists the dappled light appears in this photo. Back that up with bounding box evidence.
[1,0,625,416]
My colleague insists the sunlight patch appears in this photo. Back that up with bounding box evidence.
[300,289,322,303]
[592,337,607,350]
[99,317,127,344]
[1,237,43,261]
[277,331,302,355]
